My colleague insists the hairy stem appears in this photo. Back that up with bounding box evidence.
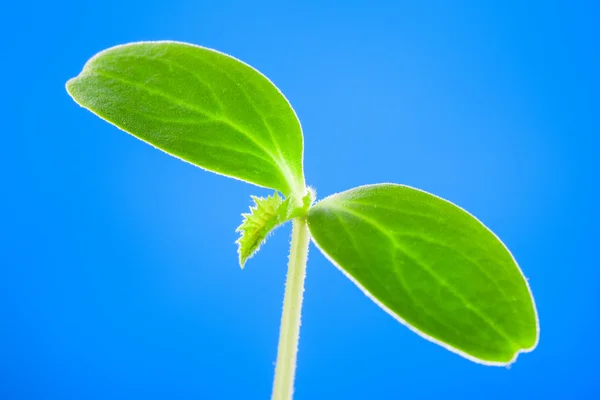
[271,217,310,400]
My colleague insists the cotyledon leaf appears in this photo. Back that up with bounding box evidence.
[307,183,539,365]
[66,41,305,197]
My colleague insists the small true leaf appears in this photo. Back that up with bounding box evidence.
[236,189,314,267]
[236,193,291,268]
[66,41,305,196]
[307,183,538,365]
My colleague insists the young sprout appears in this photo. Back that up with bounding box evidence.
[67,41,539,400]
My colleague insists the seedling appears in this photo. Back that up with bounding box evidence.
[67,41,539,399]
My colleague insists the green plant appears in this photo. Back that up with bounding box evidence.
[67,41,539,399]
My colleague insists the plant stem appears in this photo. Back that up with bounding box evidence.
[271,217,310,400]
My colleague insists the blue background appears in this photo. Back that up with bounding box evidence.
[2,1,598,398]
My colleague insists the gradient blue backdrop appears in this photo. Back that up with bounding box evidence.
[2,1,598,398]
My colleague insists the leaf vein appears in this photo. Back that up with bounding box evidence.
[89,68,289,185]
[332,209,480,346]
[331,203,520,348]
[392,231,514,311]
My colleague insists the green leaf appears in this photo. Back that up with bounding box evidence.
[236,193,290,268]
[66,41,305,196]
[236,189,315,268]
[307,183,539,365]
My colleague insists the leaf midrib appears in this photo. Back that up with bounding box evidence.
[111,103,276,165]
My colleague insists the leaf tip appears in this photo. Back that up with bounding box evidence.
[65,76,77,97]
